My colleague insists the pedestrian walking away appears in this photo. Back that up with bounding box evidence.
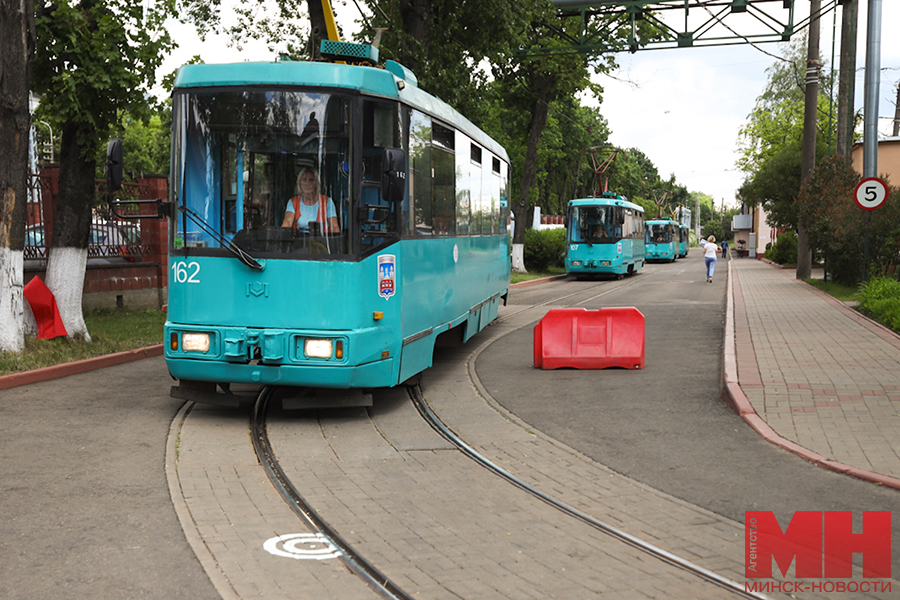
[704,235,720,282]
[721,239,728,259]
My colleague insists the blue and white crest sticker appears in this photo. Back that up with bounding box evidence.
[378,254,396,300]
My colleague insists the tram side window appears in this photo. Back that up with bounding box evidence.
[471,143,485,234]
[409,110,433,235]
[491,157,503,236]
[432,123,456,236]
[486,156,501,234]
[360,99,402,253]
[455,131,471,235]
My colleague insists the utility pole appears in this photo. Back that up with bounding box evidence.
[861,0,883,277]
[836,0,858,156]
[893,82,900,137]
[797,0,821,281]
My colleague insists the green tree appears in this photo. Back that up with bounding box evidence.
[106,107,172,179]
[795,156,899,285]
[534,98,612,215]
[738,140,803,229]
[32,0,175,341]
[361,0,531,121]
[607,147,660,210]
[736,35,835,232]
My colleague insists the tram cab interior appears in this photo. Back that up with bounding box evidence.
[569,204,624,244]
[172,88,403,262]
[645,222,675,244]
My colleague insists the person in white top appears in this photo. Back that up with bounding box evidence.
[703,235,721,283]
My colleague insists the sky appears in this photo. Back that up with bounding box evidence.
[588,1,900,208]
[158,1,900,209]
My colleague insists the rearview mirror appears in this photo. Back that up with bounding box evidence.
[106,139,123,193]
[381,148,406,204]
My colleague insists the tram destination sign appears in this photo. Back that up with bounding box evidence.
[854,177,888,211]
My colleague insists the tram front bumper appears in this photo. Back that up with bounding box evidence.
[165,356,396,389]
[165,323,398,389]
[567,259,615,272]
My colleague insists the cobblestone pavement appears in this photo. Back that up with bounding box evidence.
[727,259,900,486]
[170,301,887,599]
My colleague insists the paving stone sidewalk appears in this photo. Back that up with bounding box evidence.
[729,258,900,483]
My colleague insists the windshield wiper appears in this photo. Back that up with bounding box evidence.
[178,205,264,271]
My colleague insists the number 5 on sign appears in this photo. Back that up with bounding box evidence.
[854,177,888,210]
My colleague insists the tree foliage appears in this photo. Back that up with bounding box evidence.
[795,156,899,285]
[105,107,172,179]
[736,35,836,231]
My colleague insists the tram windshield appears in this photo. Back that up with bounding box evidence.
[171,88,402,260]
[569,205,622,243]
[646,223,673,244]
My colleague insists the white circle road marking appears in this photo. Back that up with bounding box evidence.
[263,533,342,560]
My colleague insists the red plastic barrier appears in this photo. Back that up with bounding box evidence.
[23,276,68,340]
[533,307,645,370]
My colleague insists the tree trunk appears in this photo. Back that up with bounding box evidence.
[46,121,94,341]
[0,0,34,352]
[511,77,552,272]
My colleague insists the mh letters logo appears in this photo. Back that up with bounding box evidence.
[745,511,891,579]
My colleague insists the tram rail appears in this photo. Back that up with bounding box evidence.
[245,269,772,600]
[250,387,414,600]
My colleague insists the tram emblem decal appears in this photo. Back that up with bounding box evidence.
[378,254,396,300]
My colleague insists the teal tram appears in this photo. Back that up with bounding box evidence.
[163,44,510,406]
[564,194,645,278]
[644,218,680,262]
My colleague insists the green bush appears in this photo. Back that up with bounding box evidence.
[766,230,798,265]
[857,276,900,333]
[524,227,567,271]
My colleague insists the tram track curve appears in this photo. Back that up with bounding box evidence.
[247,270,773,600]
[407,382,765,600]
[251,386,414,600]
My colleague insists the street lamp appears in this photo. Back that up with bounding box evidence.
[37,120,54,163]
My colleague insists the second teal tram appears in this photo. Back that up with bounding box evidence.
[162,45,511,406]
[678,222,690,258]
[644,218,681,262]
[564,194,645,278]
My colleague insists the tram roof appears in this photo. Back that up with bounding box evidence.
[567,196,643,212]
[174,60,509,164]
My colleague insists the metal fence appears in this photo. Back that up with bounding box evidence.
[25,171,155,266]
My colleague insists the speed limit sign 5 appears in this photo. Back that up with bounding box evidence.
[854,177,888,210]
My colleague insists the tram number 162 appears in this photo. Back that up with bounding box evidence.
[172,261,201,284]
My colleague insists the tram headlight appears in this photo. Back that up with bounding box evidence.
[571,260,582,266]
[182,332,211,353]
[304,339,333,359]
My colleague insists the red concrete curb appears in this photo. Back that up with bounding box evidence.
[0,344,164,391]
[725,261,900,491]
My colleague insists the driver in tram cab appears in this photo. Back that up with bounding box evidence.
[281,167,341,234]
